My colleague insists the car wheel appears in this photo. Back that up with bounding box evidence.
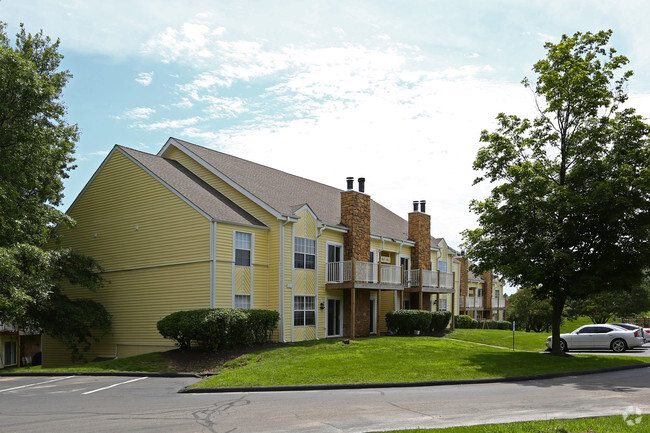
[559,339,568,352]
[611,339,627,353]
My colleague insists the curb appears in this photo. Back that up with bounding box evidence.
[0,371,206,378]
[179,362,650,393]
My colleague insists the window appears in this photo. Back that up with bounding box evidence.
[477,288,484,297]
[234,294,251,310]
[235,232,252,266]
[438,260,448,272]
[294,295,316,326]
[294,237,315,269]
[438,298,448,311]
[3,340,16,366]
[494,290,500,298]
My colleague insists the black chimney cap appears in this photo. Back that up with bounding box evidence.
[358,177,366,193]
[346,177,354,190]
[420,200,426,213]
[413,201,419,212]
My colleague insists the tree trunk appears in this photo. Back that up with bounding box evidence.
[550,295,566,355]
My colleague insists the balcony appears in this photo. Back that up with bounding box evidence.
[404,269,455,293]
[493,297,506,309]
[326,261,403,290]
[461,296,483,310]
[0,323,17,333]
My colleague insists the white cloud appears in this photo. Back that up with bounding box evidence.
[135,71,154,86]
[133,116,202,131]
[116,107,156,120]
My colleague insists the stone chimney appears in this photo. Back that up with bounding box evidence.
[408,200,431,271]
[458,257,469,297]
[340,177,370,262]
[481,270,493,308]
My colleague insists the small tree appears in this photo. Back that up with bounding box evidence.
[506,286,554,332]
[463,30,650,355]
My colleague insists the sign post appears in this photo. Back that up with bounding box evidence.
[512,321,516,351]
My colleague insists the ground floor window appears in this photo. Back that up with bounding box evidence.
[438,298,447,311]
[294,295,316,326]
[3,340,17,366]
[234,294,251,309]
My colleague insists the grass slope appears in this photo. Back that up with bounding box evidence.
[194,336,647,388]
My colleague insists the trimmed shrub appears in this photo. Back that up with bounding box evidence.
[386,310,432,335]
[430,311,452,332]
[157,308,280,351]
[454,314,479,329]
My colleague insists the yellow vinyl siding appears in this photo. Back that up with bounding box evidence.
[291,208,317,341]
[45,150,213,367]
[44,261,210,367]
[60,150,211,271]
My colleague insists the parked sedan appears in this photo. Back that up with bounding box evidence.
[610,323,650,343]
[546,324,644,353]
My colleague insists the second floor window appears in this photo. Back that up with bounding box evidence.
[295,237,315,269]
[438,260,448,272]
[494,290,500,298]
[235,232,252,266]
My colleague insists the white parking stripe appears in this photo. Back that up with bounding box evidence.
[0,376,75,393]
[82,377,147,395]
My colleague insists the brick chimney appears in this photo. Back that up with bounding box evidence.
[481,270,493,308]
[408,200,431,271]
[340,177,370,262]
[458,257,469,297]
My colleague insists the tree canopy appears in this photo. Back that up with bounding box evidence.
[0,23,110,361]
[505,286,554,333]
[463,30,650,354]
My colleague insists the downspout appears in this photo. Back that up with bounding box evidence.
[279,217,292,343]
[210,220,217,308]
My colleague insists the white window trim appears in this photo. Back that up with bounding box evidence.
[293,295,316,327]
[294,236,316,270]
[326,295,344,337]
[232,231,254,309]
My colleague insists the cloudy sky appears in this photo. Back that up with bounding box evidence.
[3,1,650,262]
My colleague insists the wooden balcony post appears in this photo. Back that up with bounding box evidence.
[419,291,423,310]
[351,287,356,338]
[436,293,440,312]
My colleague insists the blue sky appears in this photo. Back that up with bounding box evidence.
[3,1,650,263]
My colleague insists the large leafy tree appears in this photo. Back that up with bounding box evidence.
[463,30,650,355]
[0,23,110,361]
[565,275,650,324]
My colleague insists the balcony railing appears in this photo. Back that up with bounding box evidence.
[462,296,483,309]
[421,270,438,288]
[326,261,402,285]
[439,271,453,290]
[493,298,506,308]
[0,322,17,333]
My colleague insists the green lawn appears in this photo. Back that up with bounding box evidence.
[193,336,647,388]
[446,329,547,352]
[384,414,648,432]
[2,352,175,374]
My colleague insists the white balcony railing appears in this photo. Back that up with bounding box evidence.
[438,271,454,290]
[493,298,506,308]
[404,269,419,288]
[326,261,402,285]
[463,296,483,309]
[421,270,439,288]
[0,322,17,333]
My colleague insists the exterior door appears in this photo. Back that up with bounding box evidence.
[327,297,343,337]
[369,293,377,334]
[327,244,342,282]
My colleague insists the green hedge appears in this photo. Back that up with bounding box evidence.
[482,320,512,330]
[386,310,432,335]
[157,308,279,351]
[430,311,452,332]
[454,314,479,329]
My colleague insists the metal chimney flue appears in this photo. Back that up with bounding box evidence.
[358,177,365,193]
[420,200,426,213]
[413,201,419,212]
[346,177,354,190]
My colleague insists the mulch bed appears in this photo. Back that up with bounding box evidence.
[160,342,288,373]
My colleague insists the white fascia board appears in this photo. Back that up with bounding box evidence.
[160,138,283,220]
[319,223,348,234]
[117,147,212,221]
[371,234,416,247]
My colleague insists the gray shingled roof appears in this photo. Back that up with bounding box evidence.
[119,146,266,228]
[163,138,447,247]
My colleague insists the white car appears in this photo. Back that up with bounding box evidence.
[546,324,644,353]
[610,323,650,343]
